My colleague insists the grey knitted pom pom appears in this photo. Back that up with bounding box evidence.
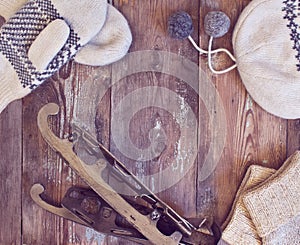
[168,11,194,39]
[204,11,230,38]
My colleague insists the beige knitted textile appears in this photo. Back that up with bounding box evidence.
[222,165,275,245]
[0,0,107,114]
[0,0,132,114]
[74,4,132,66]
[223,151,300,244]
[0,0,132,67]
[243,151,300,244]
[233,0,300,119]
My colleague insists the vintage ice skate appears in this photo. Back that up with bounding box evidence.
[30,103,221,245]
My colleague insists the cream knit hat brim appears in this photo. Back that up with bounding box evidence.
[233,0,300,119]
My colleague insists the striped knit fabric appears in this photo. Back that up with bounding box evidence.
[0,0,81,90]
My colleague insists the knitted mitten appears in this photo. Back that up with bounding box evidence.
[0,0,132,67]
[0,0,107,113]
[243,151,300,244]
[74,3,132,66]
[222,165,275,245]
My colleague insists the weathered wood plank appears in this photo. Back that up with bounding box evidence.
[0,14,22,245]
[22,73,69,244]
[0,102,22,245]
[200,1,287,228]
[111,0,199,224]
[197,0,243,226]
[287,119,300,156]
[21,61,112,244]
[65,64,113,245]
[199,0,287,231]
[0,0,294,244]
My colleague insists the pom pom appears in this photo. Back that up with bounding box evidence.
[168,11,194,39]
[204,11,230,38]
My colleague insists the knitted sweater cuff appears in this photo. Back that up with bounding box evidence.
[243,151,300,237]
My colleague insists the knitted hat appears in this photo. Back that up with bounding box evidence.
[233,0,300,119]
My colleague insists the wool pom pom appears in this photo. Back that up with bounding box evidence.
[168,11,194,39]
[204,11,230,38]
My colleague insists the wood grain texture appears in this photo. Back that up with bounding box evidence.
[0,0,296,244]
[198,0,287,229]
[112,0,199,200]
[0,102,22,245]
[287,119,300,156]
[21,62,112,244]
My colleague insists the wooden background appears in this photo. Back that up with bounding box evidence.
[0,0,297,244]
